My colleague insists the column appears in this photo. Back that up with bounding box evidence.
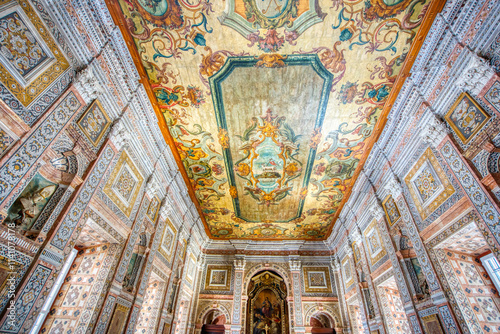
[332,257,351,333]
[289,258,305,334]
[352,228,386,334]
[231,257,246,334]
[344,243,370,334]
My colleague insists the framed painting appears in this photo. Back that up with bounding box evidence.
[445,92,490,144]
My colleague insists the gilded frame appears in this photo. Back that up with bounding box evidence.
[303,266,332,293]
[444,92,490,144]
[76,99,112,147]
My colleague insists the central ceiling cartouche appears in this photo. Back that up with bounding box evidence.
[112,0,433,240]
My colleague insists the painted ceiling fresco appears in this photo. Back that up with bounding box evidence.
[112,0,434,240]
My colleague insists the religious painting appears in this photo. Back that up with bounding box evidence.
[405,148,455,220]
[146,195,160,222]
[445,92,490,144]
[303,267,332,293]
[363,220,387,265]
[4,173,57,235]
[0,0,69,107]
[248,271,288,334]
[107,303,129,334]
[382,195,401,226]
[159,219,176,262]
[421,314,445,334]
[252,289,283,334]
[205,265,232,291]
[103,150,144,217]
[77,100,111,147]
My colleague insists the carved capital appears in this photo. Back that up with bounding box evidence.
[384,176,403,198]
[146,175,159,198]
[419,113,448,147]
[234,258,246,271]
[289,259,301,271]
[368,202,384,221]
[456,54,495,96]
[344,242,354,256]
[351,228,362,244]
[73,67,104,104]
[159,199,172,218]
[331,257,340,272]
[109,120,129,151]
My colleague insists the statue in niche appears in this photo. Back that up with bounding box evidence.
[413,258,430,297]
[123,233,148,293]
[5,173,57,237]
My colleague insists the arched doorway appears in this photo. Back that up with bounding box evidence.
[310,313,336,333]
[201,310,226,334]
[247,271,288,334]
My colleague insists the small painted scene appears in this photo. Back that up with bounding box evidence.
[4,173,57,236]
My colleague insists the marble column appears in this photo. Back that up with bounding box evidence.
[332,257,351,333]
[352,227,386,334]
[231,257,246,334]
[289,258,305,334]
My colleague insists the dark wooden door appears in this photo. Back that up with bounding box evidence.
[201,324,225,334]
[311,328,336,334]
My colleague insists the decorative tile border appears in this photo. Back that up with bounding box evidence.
[440,140,500,243]
[0,264,52,333]
[94,295,116,333]
[0,92,81,205]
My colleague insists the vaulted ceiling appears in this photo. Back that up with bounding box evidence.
[107,0,440,240]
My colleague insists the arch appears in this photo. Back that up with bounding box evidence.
[244,263,291,295]
[197,303,231,325]
[247,270,289,334]
[305,305,341,330]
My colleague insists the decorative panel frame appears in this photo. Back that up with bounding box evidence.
[0,0,69,106]
[158,219,176,263]
[444,92,490,144]
[342,255,354,288]
[76,99,112,147]
[103,149,144,217]
[382,194,401,226]
[363,219,387,266]
[146,195,160,222]
[204,265,232,291]
[303,266,332,293]
[404,147,455,220]
[185,253,197,284]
